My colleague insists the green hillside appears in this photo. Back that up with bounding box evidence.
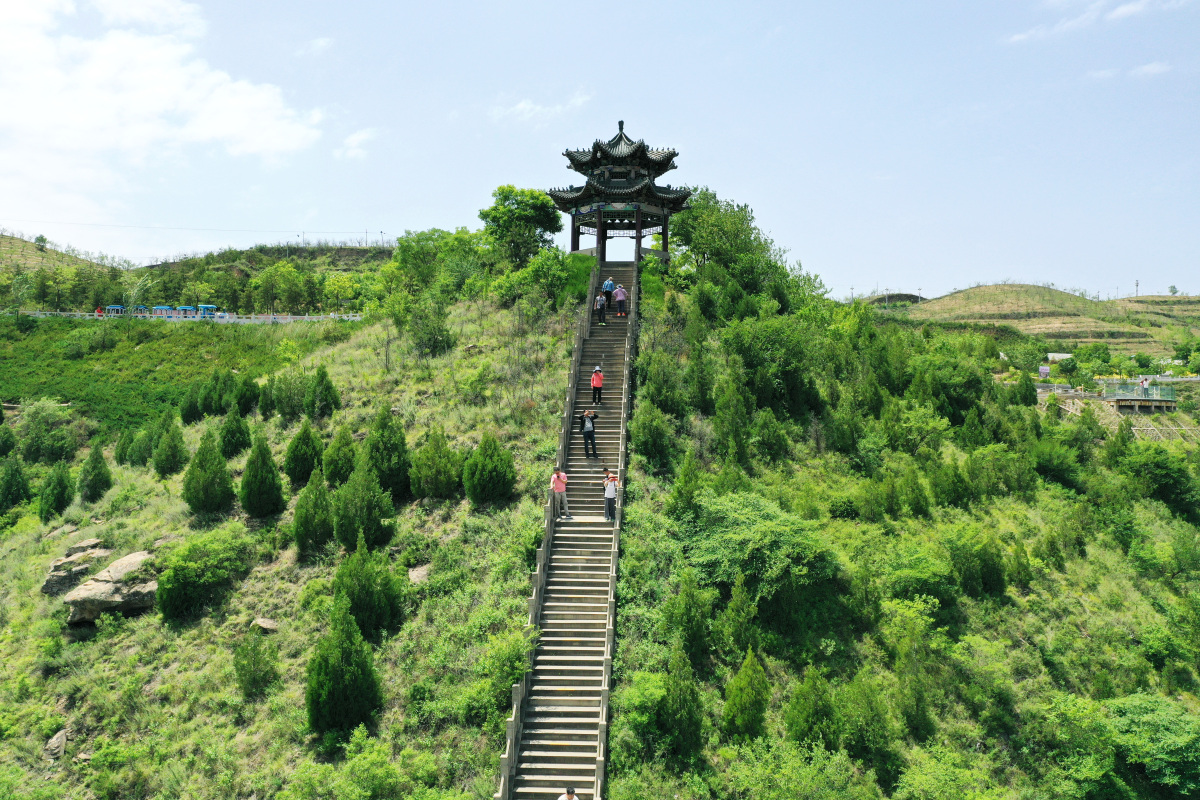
[2,187,1200,800]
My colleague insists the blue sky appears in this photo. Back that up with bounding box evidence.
[0,0,1196,299]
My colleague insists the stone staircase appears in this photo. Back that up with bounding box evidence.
[496,261,637,800]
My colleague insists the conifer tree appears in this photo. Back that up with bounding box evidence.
[182,429,235,514]
[127,429,153,467]
[233,373,260,416]
[362,407,409,500]
[304,364,340,420]
[219,407,251,459]
[323,426,356,487]
[784,668,839,748]
[259,375,277,421]
[0,456,33,514]
[113,429,134,465]
[333,458,394,550]
[151,407,175,451]
[687,342,716,416]
[332,533,407,642]
[462,431,516,506]
[714,378,752,465]
[240,434,286,517]
[77,442,113,503]
[0,425,15,459]
[199,371,221,417]
[666,446,702,519]
[283,418,324,488]
[39,461,73,522]
[662,639,704,764]
[216,369,237,413]
[293,466,334,558]
[153,413,189,478]
[958,406,988,451]
[408,426,463,499]
[718,572,758,656]
[723,648,770,741]
[305,595,382,735]
[669,568,713,670]
[1012,370,1038,407]
[180,382,203,424]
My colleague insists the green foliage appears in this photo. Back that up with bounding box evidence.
[152,413,189,478]
[112,428,133,464]
[409,426,463,499]
[323,426,357,487]
[17,398,83,464]
[239,435,286,517]
[718,572,759,656]
[751,407,790,462]
[233,373,260,416]
[477,184,562,268]
[126,428,153,467]
[1106,693,1200,794]
[293,467,335,559]
[284,419,324,488]
[157,526,255,619]
[305,595,383,736]
[38,461,73,522]
[181,429,235,514]
[272,370,308,424]
[304,364,340,420]
[462,431,516,506]
[713,376,752,464]
[259,374,276,420]
[180,382,202,424]
[407,297,455,358]
[0,426,14,459]
[333,537,408,642]
[663,568,715,670]
[1012,370,1038,406]
[333,459,394,550]
[0,454,31,514]
[1124,442,1200,520]
[218,407,251,459]
[233,633,280,700]
[77,442,113,503]
[629,400,675,474]
[785,668,839,749]
[666,446,702,519]
[362,407,409,500]
[662,640,705,763]
[723,649,769,741]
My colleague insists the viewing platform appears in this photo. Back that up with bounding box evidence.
[1100,384,1177,414]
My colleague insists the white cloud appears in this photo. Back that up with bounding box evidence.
[0,0,321,225]
[1008,0,1192,42]
[490,91,591,125]
[334,128,377,160]
[1086,67,1120,78]
[297,37,332,57]
[1130,60,1172,75]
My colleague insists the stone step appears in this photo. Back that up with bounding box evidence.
[517,762,598,777]
[518,749,598,765]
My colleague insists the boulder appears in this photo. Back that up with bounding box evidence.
[250,617,279,634]
[63,551,157,624]
[65,537,103,557]
[44,729,67,760]
[41,546,112,596]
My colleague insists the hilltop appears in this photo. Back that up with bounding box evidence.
[898,283,1200,358]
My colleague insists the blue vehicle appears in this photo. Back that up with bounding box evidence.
[198,304,218,318]
[176,306,196,318]
[104,305,125,316]
[152,306,173,318]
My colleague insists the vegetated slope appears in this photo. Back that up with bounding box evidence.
[0,293,576,799]
[903,283,1200,357]
[605,192,1200,799]
[0,234,108,275]
[0,315,351,430]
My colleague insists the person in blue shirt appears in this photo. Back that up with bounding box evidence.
[602,277,615,310]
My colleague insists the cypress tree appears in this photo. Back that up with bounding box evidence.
[127,429,154,467]
[714,378,752,465]
[259,375,277,421]
[718,572,759,656]
[305,595,382,735]
[363,407,409,500]
[199,371,222,417]
[462,431,516,506]
[216,369,237,413]
[323,426,356,487]
[240,434,286,517]
[182,429,235,514]
[332,533,406,642]
[233,374,260,416]
[1012,370,1038,407]
[687,342,716,416]
[722,648,770,741]
[39,461,74,522]
[666,446,702,519]
[333,458,394,550]
[219,407,251,459]
[180,382,203,424]
[304,364,341,420]
[784,668,839,748]
[0,456,33,513]
[151,407,175,450]
[408,426,463,500]
[293,466,334,559]
[0,425,17,458]
[284,418,324,488]
[113,429,134,465]
[153,413,189,478]
[662,639,704,764]
[77,442,113,503]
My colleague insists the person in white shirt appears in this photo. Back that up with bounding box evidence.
[602,469,620,522]
[557,788,577,800]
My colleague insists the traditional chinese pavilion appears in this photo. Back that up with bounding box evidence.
[548,121,691,262]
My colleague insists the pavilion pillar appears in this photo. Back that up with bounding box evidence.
[661,215,669,260]
[634,208,643,263]
[570,215,579,252]
[597,209,607,264]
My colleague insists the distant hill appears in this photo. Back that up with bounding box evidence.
[0,234,108,274]
[899,283,1200,356]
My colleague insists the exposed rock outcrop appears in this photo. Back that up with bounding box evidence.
[251,617,279,634]
[41,539,112,596]
[63,551,156,624]
[44,729,67,760]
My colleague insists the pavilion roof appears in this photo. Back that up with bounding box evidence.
[563,121,679,178]
[547,175,691,213]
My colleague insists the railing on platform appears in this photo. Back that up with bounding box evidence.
[1104,384,1176,401]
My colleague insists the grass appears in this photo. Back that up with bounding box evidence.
[0,234,105,276]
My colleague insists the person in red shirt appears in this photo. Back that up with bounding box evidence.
[591,366,603,405]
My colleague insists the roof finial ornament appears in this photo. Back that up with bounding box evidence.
[618,120,624,133]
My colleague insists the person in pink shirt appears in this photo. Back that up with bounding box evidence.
[550,467,571,520]
[590,366,603,405]
[613,284,627,317]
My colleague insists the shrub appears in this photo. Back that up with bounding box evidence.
[629,399,675,474]
[232,633,280,700]
[180,382,203,424]
[240,435,286,517]
[157,527,255,619]
[77,443,113,503]
[363,407,409,500]
[1124,443,1200,520]
[663,568,714,670]
[182,430,235,514]
[408,297,455,358]
[723,649,769,741]
[305,594,383,735]
[408,426,463,499]
[304,364,341,420]
[323,427,356,487]
[332,535,407,642]
[259,375,277,420]
[751,407,789,462]
[219,408,251,459]
[233,374,260,416]
[17,398,84,464]
[38,462,74,522]
[462,431,516,506]
[0,426,14,458]
[284,419,324,488]
[273,370,308,424]
[666,446,702,519]
[126,429,153,467]
[785,668,839,748]
[152,414,189,478]
[294,469,335,559]
[333,460,394,550]
[112,429,133,465]
[0,456,32,514]
[718,572,759,656]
